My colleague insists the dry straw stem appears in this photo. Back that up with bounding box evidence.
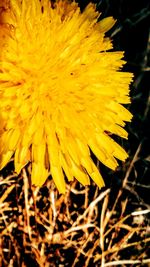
[0,158,149,267]
[104,258,150,266]
[96,142,150,266]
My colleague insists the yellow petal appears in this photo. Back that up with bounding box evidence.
[8,128,20,150]
[31,162,49,186]
[51,166,66,194]
[60,153,74,181]
[89,137,118,170]
[15,146,30,173]
[98,17,116,33]
[70,157,90,186]
[90,162,105,188]
[0,151,14,169]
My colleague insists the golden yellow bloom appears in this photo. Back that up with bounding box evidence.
[0,0,133,193]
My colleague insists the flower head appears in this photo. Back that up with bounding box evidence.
[0,0,133,193]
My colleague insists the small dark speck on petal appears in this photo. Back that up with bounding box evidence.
[41,6,44,13]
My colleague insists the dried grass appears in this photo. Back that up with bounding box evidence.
[0,157,149,266]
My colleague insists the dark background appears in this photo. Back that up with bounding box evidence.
[77,0,150,205]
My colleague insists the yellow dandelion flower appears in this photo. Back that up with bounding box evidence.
[0,0,133,193]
